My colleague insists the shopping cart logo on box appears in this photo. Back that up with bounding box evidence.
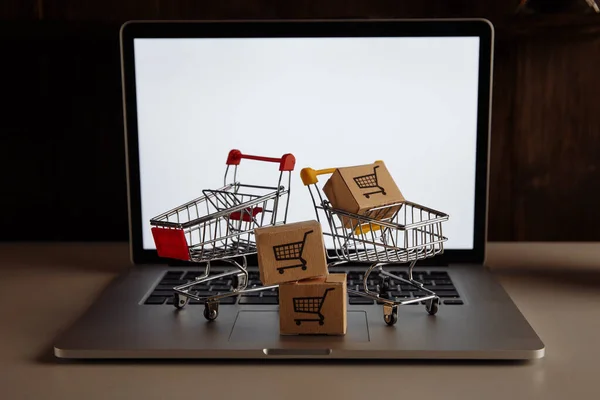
[293,288,334,326]
[353,165,386,198]
[272,230,313,274]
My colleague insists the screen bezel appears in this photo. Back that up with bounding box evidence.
[120,19,493,266]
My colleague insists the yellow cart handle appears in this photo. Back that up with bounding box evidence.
[300,167,337,185]
[300,160,383,186]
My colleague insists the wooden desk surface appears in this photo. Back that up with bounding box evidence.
[1,243,599,399]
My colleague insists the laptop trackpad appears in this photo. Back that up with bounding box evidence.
[229,310,370,343]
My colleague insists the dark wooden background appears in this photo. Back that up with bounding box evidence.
[2,1,600,242]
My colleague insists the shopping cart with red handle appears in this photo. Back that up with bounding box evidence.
[150,149,295,321]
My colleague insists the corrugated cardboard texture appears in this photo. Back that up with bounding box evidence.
[255,220,328,286]
[323,161,405,228]
[279,273,347,335]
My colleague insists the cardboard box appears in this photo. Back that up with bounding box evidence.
[279,273,347,335]
[255,220,328,286]
[322,161,405,228]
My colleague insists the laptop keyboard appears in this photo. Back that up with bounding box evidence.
[144,270,463,306]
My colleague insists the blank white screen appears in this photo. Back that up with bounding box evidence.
[134,37,480,250]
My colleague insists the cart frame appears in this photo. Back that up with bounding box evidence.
[150,149,295,321]
[301,165,449,326]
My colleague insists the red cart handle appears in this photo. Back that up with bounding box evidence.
[226,149,296,171]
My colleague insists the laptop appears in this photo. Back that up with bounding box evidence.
[54,19,545,360]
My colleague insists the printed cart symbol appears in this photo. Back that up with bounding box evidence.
[293,288,335,326]
[272,230,313,274]
[353,165,387,198]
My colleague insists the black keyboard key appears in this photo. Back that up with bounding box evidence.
[241,292,261,297]
[248,280,262,286]
[238,296,278,305]
[160,279,186,286]
[211,284,232,291]
[187,284,210,291]
[248,272,260,279]
[432,279,453,285]
[183,271,207,280]
[349,297,374,305]
[391,292,410,298]
[152,289,175,296]
[166,297,175,305]
[190,291,216,298]
[428,271,449,277]
[444,299,464,305]
[145,296,167,305]
[348,291,363,297]
[437,291,460,298]
[431,285,456,291]
[261,291,279,297]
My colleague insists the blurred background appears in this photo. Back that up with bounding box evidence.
[2,0,600,242]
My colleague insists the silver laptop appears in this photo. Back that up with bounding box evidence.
[54,19,544,360]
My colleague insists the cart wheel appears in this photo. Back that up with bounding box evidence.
[278,269,285,274]
[382,191,387,195]
[319,320,324,326]
[384,307,398,326]
[296,320,301,326]
[203,306,218,321]
[365,194,370,199]
[301,266,307,271]
[426,297,440,315]
[173,293,189,310]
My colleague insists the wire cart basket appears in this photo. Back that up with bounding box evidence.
[300,165,449,326]
[273,230,313,274]
[150,149,295,321]
[293,288,335,326]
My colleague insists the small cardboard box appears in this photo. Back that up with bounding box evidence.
[279,273,347,335]
[322,161,405,228]
[255,220,328,286]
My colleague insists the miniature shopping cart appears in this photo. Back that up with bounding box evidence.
[150,149,295,321]
[353,165,386,198]
[273,230,313,274]
[293,288,335,326]
[301,165,448,326]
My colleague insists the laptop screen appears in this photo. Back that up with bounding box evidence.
[132,36,481,252]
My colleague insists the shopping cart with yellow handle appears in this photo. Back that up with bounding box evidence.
[301,165,449,326]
